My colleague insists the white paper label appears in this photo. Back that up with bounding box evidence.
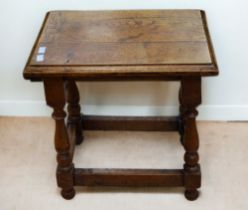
[38,46,46,54]
[36,54,44,62]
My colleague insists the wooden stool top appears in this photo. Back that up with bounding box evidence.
[23,10,218,80]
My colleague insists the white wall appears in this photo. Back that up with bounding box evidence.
[0,0,248,120]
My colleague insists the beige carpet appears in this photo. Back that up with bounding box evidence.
[0,117,247,209]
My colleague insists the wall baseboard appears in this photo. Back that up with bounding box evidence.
[0,100,247,121]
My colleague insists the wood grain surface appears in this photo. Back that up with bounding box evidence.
[24,10,218,79]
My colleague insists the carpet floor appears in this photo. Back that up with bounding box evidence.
[0,117,247,210]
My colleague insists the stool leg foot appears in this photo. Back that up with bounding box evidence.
[184,189,199,201]
[61,188,76,200]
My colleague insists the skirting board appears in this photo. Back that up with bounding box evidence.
[0,100,247,121]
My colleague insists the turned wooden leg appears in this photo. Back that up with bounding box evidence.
[65,80,83,145]
[44,79,75,200]
[178,86,186,146]
[180,77,201,201]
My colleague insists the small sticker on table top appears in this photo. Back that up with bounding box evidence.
[36,54,44,62]
[38,46,46,54]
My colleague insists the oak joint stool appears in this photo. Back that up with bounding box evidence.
[23,10,218,201]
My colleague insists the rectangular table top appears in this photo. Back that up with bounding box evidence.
[24,10,218,80]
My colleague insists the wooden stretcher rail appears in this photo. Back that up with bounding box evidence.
[74,168,184,187]
[82,115,179,131]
